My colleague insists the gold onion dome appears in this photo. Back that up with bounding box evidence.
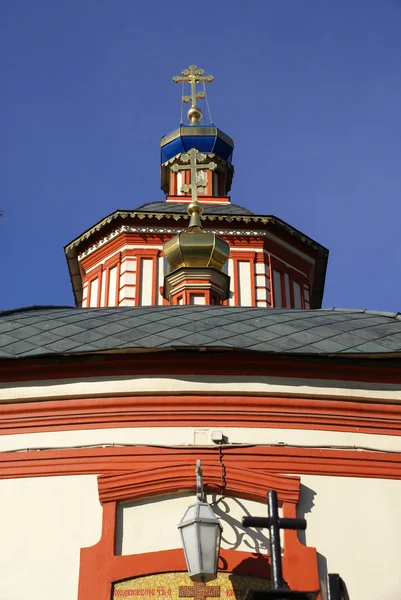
[163,203,229,273]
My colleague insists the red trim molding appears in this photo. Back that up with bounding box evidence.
[97,463,300,504]
[1,445,401,481]
[2,352,399,384]
[1,394,401,437]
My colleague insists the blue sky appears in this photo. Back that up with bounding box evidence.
[1,0,400,311]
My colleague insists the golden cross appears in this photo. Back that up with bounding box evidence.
[172,148,216,201]
[173,65,214,125]
[171,148,217,228]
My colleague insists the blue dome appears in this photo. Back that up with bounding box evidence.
[160,126,234,164]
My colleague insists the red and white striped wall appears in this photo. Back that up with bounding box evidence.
[79,229,314,309]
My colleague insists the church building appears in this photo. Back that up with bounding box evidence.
[1,65,401,600]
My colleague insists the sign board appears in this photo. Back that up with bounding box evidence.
[113,572,272,599]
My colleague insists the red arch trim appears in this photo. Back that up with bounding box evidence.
[97,464,300,505]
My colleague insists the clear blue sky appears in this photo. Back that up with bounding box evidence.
[1,0,400,312]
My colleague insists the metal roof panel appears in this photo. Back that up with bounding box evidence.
[1,306,400,359]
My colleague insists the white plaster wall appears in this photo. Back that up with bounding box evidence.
[108,265,118,306]
[158,255,164,305]
[2,374,400,403]
[89,278,99,307]
[121,259,136,274]
[120,272,136,287]
[298,475,401,600]
[117,493,272,556]
[0,475,102,600]
[237,261,252,306]
[1,426,401,453]
[228,258,235,306]
[100,269,106,307]
[139,258,154,306]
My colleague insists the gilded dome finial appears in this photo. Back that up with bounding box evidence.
[163,148,229,278]
[164,72,230,304]
[173,65,214,126]
[187,200,203,230]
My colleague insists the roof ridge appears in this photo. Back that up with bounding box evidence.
[328,307,401,320]
[0,305,74,317]
[0,305,400,320]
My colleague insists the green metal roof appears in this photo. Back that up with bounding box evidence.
[1,306,400,359]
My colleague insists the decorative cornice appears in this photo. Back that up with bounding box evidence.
[76,225,271,261]
[65,211,327,254]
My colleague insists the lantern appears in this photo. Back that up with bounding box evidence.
[177,461,222,582]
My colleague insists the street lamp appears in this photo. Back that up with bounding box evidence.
[177,460,222,582]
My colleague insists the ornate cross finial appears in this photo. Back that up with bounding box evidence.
[171,149,217,229]
[173,65,214,125]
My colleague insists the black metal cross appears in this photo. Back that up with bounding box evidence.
[242,490,315,600]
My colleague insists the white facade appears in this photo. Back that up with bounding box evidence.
[299,475,401,600]
[0,373,400,600]
[0,461,400,600]
[117,494,271,556]
[0,475,101,600]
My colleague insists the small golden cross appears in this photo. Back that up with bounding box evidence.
[173,65,214,125]
[172,149,216,199]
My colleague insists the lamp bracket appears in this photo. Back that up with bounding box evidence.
[196,459,204,502]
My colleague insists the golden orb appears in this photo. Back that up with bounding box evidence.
[188,105,202,124]
[188,201,203,217]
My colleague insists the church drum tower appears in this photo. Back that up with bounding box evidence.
[65,65,328,313]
